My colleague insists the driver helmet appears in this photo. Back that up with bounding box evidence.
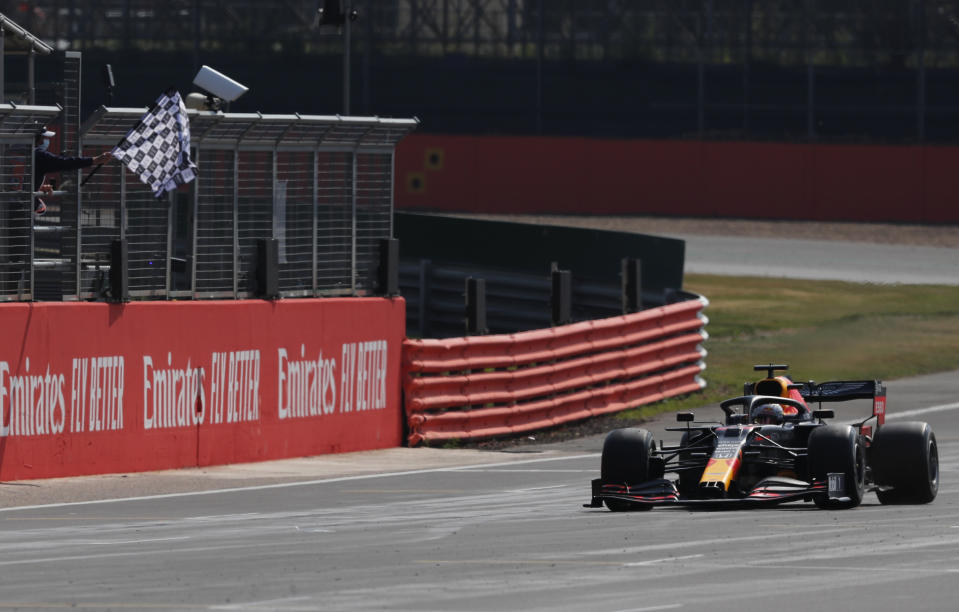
[751,403,784,425]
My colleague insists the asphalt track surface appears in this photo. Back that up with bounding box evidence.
[680,235,959,285]
[0,370,956,611]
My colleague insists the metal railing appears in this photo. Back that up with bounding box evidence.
[0,105,416,301]
[0,103,62,301]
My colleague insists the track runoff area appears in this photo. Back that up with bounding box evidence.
[0,371,954,611]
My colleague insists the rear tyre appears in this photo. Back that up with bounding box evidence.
[871,422,938,505]
[808,425,865,509]
[601,428,654,512]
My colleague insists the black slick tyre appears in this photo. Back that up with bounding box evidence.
[807,425,865,509]
[871,421,938,504]
[600,428,654,512]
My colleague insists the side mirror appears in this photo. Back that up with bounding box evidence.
[676,412,694,423]
[812,409,834,420]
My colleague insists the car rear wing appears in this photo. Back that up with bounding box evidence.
[798,380,886,425]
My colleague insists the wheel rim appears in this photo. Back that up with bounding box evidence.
[855,440,865,488]
[929,439,939,489]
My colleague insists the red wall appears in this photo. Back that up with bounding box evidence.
[395,134,959,223]
[0,298,405,480]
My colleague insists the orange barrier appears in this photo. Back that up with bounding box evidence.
[402,296,708,445]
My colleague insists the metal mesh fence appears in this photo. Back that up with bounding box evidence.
[276,151,315,296]
[69,110,416,301]
[194,148,236,297]
[236,150,274,297]
[125,167,168,297]
[354,152,394,294]
[0,142,33,300]
[77,144,121,300]
[316,151,354,296]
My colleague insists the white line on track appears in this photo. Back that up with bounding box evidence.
[210,596,313,610]
[611,604,683,612]
[885,402,959,419]
[0,453,601,513]
[836,401,959,426]
[624,554,705,567]
[0,542,264,567]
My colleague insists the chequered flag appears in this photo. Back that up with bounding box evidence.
[113,90,197,198]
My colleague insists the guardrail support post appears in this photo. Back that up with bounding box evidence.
[465,276,487,335]
[551,266,572,326]
[255,238,279,299]
[621,257,642,313]
[418,258,432,337]
[378,238,399,296]
[109,238,129,302]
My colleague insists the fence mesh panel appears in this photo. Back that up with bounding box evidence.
[195,148,236,297]
[125,173,168,297]
[0,142,33,300]
[316,151,354,295]
[66,111,415,301]
[354,152,393,294]
[78,144,121,300]
[277,151,315,296]
[237,150,274,297]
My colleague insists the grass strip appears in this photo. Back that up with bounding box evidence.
[618,274,959,420]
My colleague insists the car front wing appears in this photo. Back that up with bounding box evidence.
[585,476,834,509]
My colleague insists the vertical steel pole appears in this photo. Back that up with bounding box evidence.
[76,141,83,298]
[166,179,177,296]
[28,47,35,105]
[119,161,126,240]
[743,0,751,134]
[233,149,239,297]
[806,0,815,140]
[351,149,357,294]
[344,2,352,115]
[536,0,543,134]
[917,0,926,142]
[0,28,5,103]
[312,150,318,296]
[191,150,200,297]
[193,0,201,74]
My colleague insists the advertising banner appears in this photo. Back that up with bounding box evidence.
[0,298,405,480]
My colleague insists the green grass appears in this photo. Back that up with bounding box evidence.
[617,274,959,421]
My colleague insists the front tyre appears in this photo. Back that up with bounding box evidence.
[872,421,938,504]
[601,428,654,512]
[808,425,865,509]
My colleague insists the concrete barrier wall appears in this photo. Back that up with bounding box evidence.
[395,134,959,223]
[0,298,405,481]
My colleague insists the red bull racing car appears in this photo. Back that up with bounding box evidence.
[586,365,939,511]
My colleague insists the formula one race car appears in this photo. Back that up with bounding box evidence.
[586,364,939,510]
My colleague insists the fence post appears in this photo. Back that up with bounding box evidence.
[418,258,432,337]
[109,238,129,302]
[255,237,279,299]
[621,257,642,313]
[378,237,399,296]
[551,267,572,326]
[465,276,487,335]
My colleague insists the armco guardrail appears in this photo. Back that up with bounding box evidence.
[402,295,708,445]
